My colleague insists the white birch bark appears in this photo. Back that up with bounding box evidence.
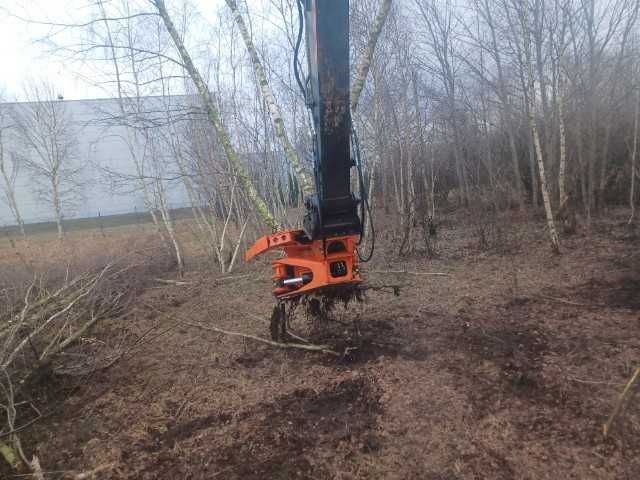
[0,125,26,238]
[522,0,560,253]
[154,0,279,231]
[558,71,568,209]
[351,0,393,113]
[9,86,78,243]
[51,173,64,241]
[224,0,312,195]
[154,176,185,276]
[629,87,639,225]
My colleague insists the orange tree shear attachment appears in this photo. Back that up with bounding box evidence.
[245,229,361,299]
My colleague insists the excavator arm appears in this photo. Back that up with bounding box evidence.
[245,0,365,299]
[301,0,361,240]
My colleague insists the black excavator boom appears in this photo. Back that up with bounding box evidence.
[245,0,371,303]
[302,0,362,240]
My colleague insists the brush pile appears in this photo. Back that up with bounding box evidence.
[0,252,161,473]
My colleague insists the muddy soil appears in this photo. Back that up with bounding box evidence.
[10,210,640,479]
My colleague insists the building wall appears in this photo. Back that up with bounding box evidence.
[0,96,192,225]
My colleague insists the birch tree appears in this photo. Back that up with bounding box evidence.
[352,0,394,112]
[0,101,26,237]
[11,83,83,241]
[224,0,312,195]
[629,85,639,225]
[521,0,560,252]
[11,0,640,251]
[152,0,280,231]
[95,0,173,252]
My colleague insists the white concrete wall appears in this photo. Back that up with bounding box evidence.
[0,96,192,225]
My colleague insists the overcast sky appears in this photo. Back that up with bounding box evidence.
[0,1,78,99]
[0,0,236,101]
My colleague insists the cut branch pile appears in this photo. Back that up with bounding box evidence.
[0,255,156,473]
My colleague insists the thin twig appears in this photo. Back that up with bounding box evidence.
[181,321,340,355]
[284,330,311,344]
[154,278,193,286]
[370,270,448,276]
[216,273,252,281]
[603,367,640,437]
[0,413,49,440]
[566,376,626,386]
[145,304,339,355]
[72,463,116,479]
[3,264,112,367]
[537,295,610,308]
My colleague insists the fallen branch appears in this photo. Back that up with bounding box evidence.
[154,278,193,286]
[603,367,640,437]
[566,376,626,386]
[216,273,252,282]
[2,264,110,368]
[0,254,158,477]
[537,295,610,308]
[0,413,49,440]
[362,284,403,295]
[154,273,250,288]
[370,270,448,276]
[0,368,30,471]
[181,321,340,356]
[144,303,340,356]
[72,463,116,480]
[279,329,310,345]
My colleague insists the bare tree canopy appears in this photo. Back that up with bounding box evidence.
[0,0,639,246]
[9,82,84,240]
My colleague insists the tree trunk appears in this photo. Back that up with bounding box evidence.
[484,0,524,209]
[599,1,639,209]
[558,75,568,209]
[225,0,312,196]
[0,142,26,238]
[529,106,560,252]
[155,178,185,277]
[629,87,639,225]
[98,0,173,255]
[504,0,537,206]
[173,137,226,270]
[351,0,393,112]
[451,125,470,207]
[51,176,64,241]
[528,128,538,206]
[154,0,279,232]
[522,0,560,253]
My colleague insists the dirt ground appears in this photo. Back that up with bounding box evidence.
[8,209,640,479]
